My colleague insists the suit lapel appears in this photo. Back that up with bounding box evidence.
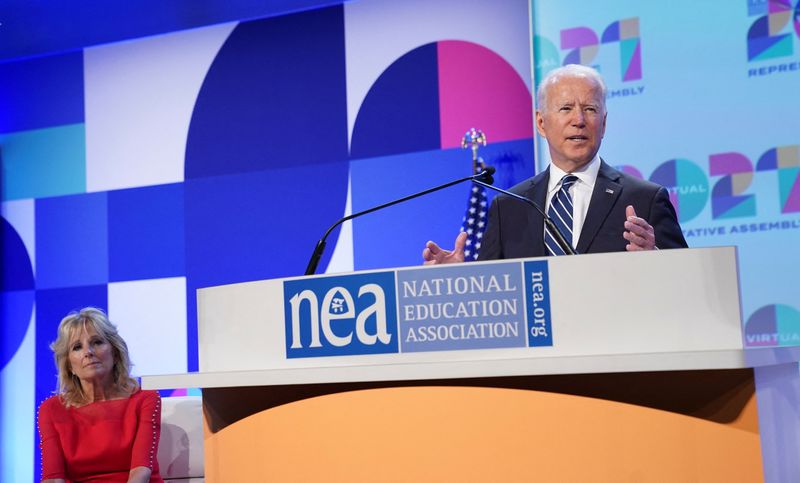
[527,170,549,256]
[520,169,550,257]
[576,160,621,253]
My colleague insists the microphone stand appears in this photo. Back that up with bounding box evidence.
[471,178,578,256]
[304,168,496,275]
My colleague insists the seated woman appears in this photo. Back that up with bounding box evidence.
[38,307,163,483]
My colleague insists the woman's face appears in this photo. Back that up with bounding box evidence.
[67,324,115,386]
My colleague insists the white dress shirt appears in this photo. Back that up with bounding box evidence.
[544,155,601,248]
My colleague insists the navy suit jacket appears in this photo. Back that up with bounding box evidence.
[478,160,688,260]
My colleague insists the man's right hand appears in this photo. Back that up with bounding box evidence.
[422,232,467,265]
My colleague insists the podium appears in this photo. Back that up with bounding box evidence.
[142,247,788,481]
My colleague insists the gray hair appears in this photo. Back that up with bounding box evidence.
[536,64,607,113]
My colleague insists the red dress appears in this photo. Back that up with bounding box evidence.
[38,389,163,482]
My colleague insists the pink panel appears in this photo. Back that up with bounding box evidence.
[709,152,752,176]
[437,40,533,150]
[784,174,800,213]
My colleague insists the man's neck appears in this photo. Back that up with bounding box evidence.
[549,155,600,178]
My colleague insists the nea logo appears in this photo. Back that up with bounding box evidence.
[283,271,399,358]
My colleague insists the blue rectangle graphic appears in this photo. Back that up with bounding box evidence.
[398,263,526,353]
[524,260,553,347]
[284,271,399,358]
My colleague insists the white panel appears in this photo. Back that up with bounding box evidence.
[344,0,532,147]
[158,396,204,479]
[108,277,187,377]
[0,308,35,483]
[194,247,744,374]
[1,199,36,275]
[84,22,237,192]
[324,171,354,274]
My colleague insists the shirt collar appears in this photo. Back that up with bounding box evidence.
[547,154,601,195]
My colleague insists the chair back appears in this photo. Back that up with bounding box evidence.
[158,395,205,482]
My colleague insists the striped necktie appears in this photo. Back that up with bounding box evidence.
[545,174,578,256]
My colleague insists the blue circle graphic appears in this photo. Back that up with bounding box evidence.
[1,217,35,369]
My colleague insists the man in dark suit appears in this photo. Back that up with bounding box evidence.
[423,64,687,264]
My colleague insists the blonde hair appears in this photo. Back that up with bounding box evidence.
[50,307,138,407]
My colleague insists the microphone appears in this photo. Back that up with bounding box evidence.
[472,176,578,256]
[304,165,497,275]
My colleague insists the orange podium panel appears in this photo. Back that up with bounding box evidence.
[203,385,762,482]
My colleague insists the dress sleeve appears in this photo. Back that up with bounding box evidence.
[130,391,162,470]
[38,398,67,480]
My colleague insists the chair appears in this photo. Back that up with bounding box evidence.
[157,395,205,482]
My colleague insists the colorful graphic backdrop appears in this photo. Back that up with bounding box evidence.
[531,0,800,346]
[531,2,800,480]
[0,1,532,480]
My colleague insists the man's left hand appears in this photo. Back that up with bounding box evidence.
[623,205,656,250]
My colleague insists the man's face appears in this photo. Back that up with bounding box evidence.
[535,75,606,172]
